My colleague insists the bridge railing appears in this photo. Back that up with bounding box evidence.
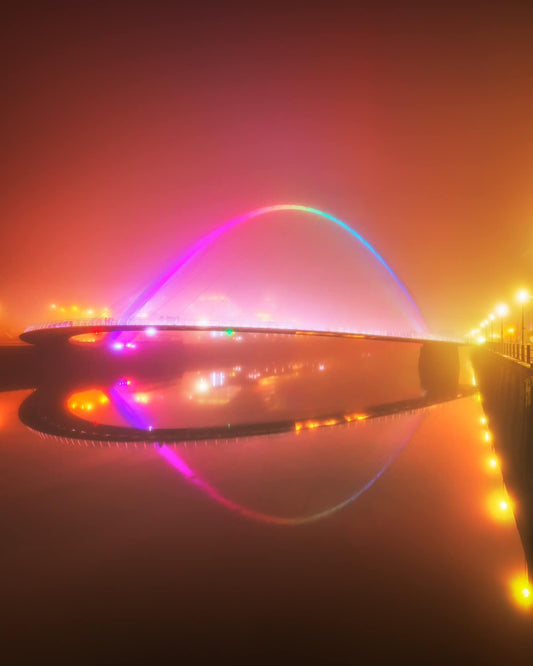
[22,318,463,344]
[488,341,531,365]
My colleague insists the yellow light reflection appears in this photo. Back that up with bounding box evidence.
[344,413,368,422]
[67,389,109,415]
[487,489,515,525]
[71,333,99,344]
[196,379,209,393]
[295,413,367,432]
[487,457,499,471]
[510,575,533,610]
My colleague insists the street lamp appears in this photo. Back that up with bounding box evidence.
[489,313,495,342]
[496,303,509,344]
[516,289,530,346]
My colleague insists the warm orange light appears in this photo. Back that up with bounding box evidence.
[483,430,491,443]
[70,333,99,344]
[67,389,109,415]
[487,489,515,524]
[510,575,533,610]
[196,379,209,393]
[489,457,498,469]
[344,413,368,422]
[496,303,509,318]
[294,417,344,432]
[480,416,487,425]
[516,289,530,305]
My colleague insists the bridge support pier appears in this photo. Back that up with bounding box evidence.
[418,342,460,398]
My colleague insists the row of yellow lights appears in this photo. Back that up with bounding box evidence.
[67,387,153,414]
[68,391,109,412]
[479,414,532,608]
[295,412,367,432]
[49,303,112,318]
[469,288,529,343]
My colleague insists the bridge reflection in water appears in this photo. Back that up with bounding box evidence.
[1,332,532,661]
[17,334,468,526]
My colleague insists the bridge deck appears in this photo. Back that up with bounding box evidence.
[20,322,462,346]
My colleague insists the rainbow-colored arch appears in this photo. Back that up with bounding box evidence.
[120,204,425,333]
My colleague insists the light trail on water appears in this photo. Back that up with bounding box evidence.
[108,383,423,526]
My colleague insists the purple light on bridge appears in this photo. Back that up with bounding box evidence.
[111,340,137,351]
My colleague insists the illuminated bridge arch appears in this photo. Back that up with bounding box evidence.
[120,204,426,333]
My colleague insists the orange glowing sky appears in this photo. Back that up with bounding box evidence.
[2,2,533,336]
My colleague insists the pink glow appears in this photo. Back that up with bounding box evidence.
[120,204,426,334]
[156,422,419,525]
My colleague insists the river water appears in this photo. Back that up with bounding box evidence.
[1,333,532,663]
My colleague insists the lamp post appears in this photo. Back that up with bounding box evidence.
[496,303,509,346]
[489,313,495,342]
[516,289,530,346]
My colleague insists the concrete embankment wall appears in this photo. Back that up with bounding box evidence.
[472,348,533,571]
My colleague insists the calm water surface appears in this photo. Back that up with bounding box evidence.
[1,333,532,662]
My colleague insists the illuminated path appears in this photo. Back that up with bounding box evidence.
[20,321,462,346]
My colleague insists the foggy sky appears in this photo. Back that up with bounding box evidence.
[2,1,533,336]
